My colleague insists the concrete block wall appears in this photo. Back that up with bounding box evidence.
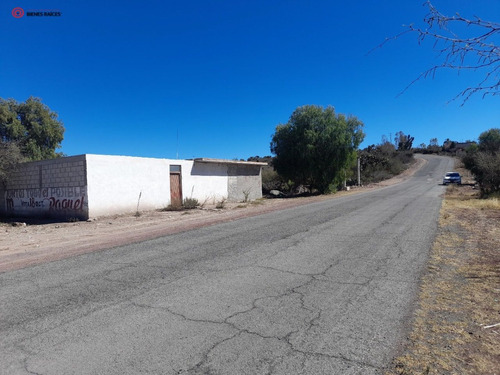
[188,161,263,203]
[6,163,40,190]
[1,155,88,220]
[227,164,262,202]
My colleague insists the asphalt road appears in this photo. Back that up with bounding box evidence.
[0,155,454,375]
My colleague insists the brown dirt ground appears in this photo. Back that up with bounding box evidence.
[0,158,426,273]
[387,164,500,375]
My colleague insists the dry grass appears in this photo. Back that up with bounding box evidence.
[387,170,500,374]
[250,198,266,205]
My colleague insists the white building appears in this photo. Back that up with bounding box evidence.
[0,154,266,220]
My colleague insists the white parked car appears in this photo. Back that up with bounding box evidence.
[443,172,462,185]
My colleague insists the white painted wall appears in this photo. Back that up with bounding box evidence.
[86,154,172,217]
[85,156,234,217]
[2,154,263,219]
[182,162,229,204]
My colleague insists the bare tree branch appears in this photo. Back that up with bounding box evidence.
[377,1,499,104]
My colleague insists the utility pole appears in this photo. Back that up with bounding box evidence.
[357,157,361,186]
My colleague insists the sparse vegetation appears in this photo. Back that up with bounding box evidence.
[183,197,200,209]
[242,189,251,203]
[216,198,226,209]
[355,141,414,185]
[250,198,265,205]
[159,197,200,211]
[198,196,211,209]
[261,167,291,194]
[395,131,414,151]
[135,191,142,217]
[462,128,500,196]
[387,166,500,375]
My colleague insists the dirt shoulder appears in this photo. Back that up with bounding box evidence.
[387,166,500,374]
[0,157,427,273]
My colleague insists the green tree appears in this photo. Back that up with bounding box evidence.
[270,105,364,193]
[0,97,65,161]
[478,128,500,153]
[0,141,24,187]
[462,128,500,195]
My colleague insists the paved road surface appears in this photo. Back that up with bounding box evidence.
[0,155,454,374]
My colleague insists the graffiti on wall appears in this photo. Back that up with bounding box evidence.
[5,187,86,215]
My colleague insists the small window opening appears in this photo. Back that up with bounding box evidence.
[170,165,181,173]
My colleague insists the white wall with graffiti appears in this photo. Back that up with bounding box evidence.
[1,155,88,220]
[1,154,265,220]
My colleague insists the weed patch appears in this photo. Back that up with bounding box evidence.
[183,197,199,209]
[216,198,226,209]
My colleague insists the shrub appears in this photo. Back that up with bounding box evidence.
[242,189,251,203]
[183,197,199,209]
[462,129,500,196]
[463,151,500,196]
[354,143,414,184]
[262,168,281,192]
[216,198,226,209]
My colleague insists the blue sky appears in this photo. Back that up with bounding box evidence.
[2,0,499,160]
